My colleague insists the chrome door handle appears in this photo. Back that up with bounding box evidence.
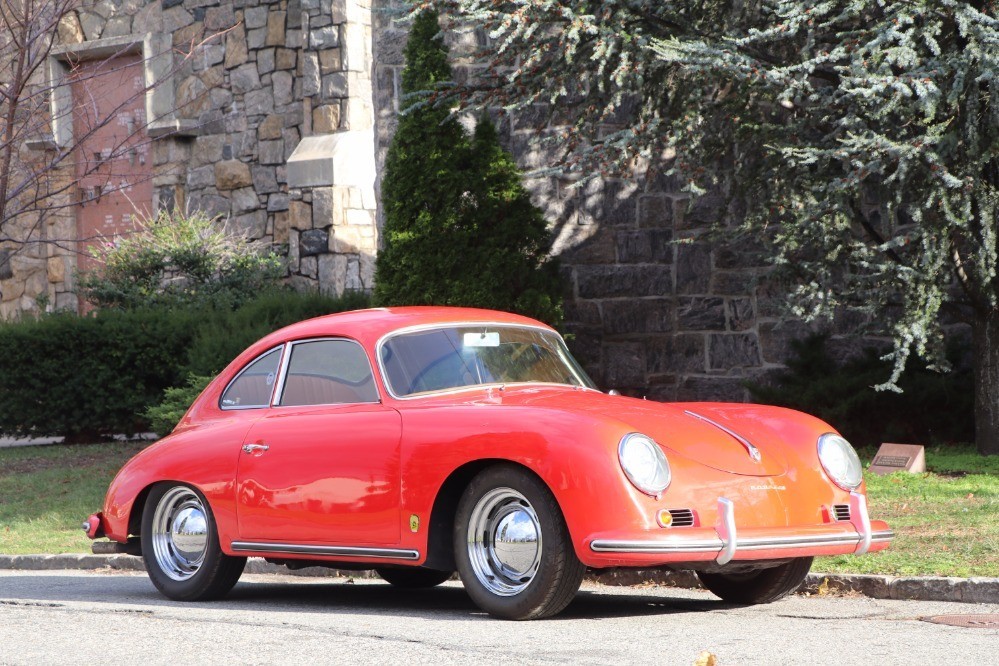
[242,443,270,454]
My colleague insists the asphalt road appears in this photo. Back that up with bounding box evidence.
[1,570,997,665]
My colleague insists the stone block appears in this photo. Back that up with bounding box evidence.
[289,200,312,231]
[231,187,260,214]
[603,342,646,388]
[205,5,236,31]
[647,334,706,375]
[319,254,347,294]
[712,271,755,296]
[963,578,999,604]
[267,193,289,212]
[758,320,814,364]
[259,140,285,165]
[258,115,284,141]
[727,298,755,332]
[257,48,276,74]
[638,194,675,228]
[709,333,762,370]
[103,16,132,38]
[273,211,291,244]
[47,257,66,283]
[244,6,268,29]
[301,52,321,96]
[375,29,407,65]
[276,48,297,70]
[230,63,261,94]
[266,11,286,46]
[57,12,85,44]
[300,255,318,278]
[224,23,248,69]
[677,297,726,331]
[616,229,673,264]
[345,256,362,290]
[675,243,711,295]
[300,229,329,258]
[234,210,267,239]
[319,48,343,74]
[191,135,225,166]
[679,190,726,230]
[313,104,341,133]
[247,27,267,50]
[272,71,294,107]
[322,72,349,100]
[890,577,964,602]
[554,224,617,265]
[601,298,672,335]
[577,265,672,299]
[311,25,339,49]
[214,160,253,190]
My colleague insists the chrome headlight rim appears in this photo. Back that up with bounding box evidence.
[618,432,671,497]
[817,432,864,491]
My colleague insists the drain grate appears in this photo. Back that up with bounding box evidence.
[923,614,999,629]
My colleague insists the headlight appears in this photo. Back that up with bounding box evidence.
[817,433,863,490]
[618,433,671,496]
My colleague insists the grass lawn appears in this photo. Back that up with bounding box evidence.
[0,441,146,555]
[1,442,997,578]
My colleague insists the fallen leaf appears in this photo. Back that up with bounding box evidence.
[694,651,718,666]
[817,577,830,596]
[966,493,974,499]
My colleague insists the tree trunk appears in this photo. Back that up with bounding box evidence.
[973,311,999,456]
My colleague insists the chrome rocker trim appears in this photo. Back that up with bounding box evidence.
[590,491,894,560]
[231,542,420,560]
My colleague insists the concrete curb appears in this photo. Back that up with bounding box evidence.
[2,554,997,604]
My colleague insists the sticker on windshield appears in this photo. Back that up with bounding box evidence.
[463,332,500,348]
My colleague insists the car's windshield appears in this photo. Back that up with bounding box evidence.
[379,325,596,397]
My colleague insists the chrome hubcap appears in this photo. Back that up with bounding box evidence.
[151,487,209,581]
[467,488,542,596]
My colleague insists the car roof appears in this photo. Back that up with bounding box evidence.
[255,306,553,351]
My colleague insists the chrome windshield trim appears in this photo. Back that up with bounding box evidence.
[684,410,762,462]
[374,321,596,400]
[230,542,420,560]
[589,530,893,554]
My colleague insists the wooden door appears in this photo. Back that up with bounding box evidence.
[71,53,152,295]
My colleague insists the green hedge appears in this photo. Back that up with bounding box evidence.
[747,334,973,448]
[0,290,369,441]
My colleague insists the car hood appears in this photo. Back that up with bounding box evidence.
[471,386,792,477]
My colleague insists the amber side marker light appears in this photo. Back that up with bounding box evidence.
[656,510,674,528]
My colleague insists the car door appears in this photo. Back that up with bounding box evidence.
[235,338,402,546]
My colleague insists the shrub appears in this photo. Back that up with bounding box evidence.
[0,290,371,440]
[0,308,198,441]
[77,209,283,310]
[144,374,213,437]
[747,334,973,448]
[373,10,563,324]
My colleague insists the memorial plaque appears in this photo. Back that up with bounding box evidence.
[868,443,926,475]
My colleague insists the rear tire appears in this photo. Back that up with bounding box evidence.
[141,483,246,601]
[454,465,584,620]
[697,557,813,604]
[376,568,453,588]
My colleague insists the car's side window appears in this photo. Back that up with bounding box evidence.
[220,347,283,409]
[279,339,378,406]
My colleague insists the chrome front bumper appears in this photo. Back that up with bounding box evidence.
[590,492,893,564]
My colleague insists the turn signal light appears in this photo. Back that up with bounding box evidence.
[656,509,673,528]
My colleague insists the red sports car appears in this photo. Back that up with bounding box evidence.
[85,307,892,619]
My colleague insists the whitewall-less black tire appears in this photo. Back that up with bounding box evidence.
[454,465,584,620]
[141,483,246,601]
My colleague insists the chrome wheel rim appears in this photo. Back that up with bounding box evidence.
[151,487,209,582]
[467,487,542,597]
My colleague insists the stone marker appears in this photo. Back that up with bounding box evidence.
[868,443,926,475]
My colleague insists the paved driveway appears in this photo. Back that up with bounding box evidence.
[1,570,997,664]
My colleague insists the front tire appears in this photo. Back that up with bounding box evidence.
[454,465,584,620]
[376,567,453,588]
[697,557,813,604]
[141,483,246,601]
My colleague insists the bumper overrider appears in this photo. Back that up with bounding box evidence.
[589,492,893,565]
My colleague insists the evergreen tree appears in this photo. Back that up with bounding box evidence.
[374,10,562,324]
[414,1,999,455]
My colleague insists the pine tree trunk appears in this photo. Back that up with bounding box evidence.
[973,311,999,456]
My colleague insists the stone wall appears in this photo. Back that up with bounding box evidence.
[371,2,825,400]
[1,0,379,319]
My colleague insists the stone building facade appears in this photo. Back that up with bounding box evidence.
[0,0,828,400]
